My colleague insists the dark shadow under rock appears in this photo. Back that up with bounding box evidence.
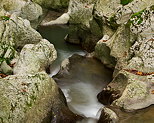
[97,73,128,105]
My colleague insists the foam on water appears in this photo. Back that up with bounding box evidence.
[61,82,103,118]
[39,25,113,123]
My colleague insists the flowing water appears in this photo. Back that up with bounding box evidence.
[39,25,85,76]
[38,25,154,123]
[54,54,113,121]
[38,25,113,123]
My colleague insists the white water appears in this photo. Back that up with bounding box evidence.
[50,49,86,77]
[61,82,103,119]
[39,25,112,123]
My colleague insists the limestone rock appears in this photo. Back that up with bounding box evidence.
[0,0,43,28]
[0,71,67,123]
[97,6,154,111]
[0,13,42,48]
[68,0,94,27]
[0,0,26,12]
[20,1,43,28]
[0,12,42,72]
[98,107,118,123]
[0,61,12,74]
[41,13,70,26]
[33,0,69,9]
[94,0,154,29]
[112,72,154,111]
[13,39,57,75]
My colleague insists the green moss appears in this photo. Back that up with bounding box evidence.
[120,0,133,6]
[126,9,145,27]
[108,15,119,30]
[0,16,10,21]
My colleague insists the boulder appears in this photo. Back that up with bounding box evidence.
[97,6,154,111]
[41,13,70,26]
[94,0,154,29]
[0,12,42,73]
[66,0,102,52]
[0,13,42,48]
[13,39,57,75]
[20,1,43,28]
[0,0,43,28]
[98,107,118,123]
[68,0,94,27]
[0,71,69,123]
[0,0,26,12]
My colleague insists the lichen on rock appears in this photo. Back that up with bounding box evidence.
[97,5,154,111]
[0,71,66,123]
[13,39,57,75]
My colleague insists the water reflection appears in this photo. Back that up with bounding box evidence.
[38,25,85,76]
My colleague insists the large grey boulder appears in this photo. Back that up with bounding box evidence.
[97,6,154,111]
[66,0,102,52]
[0,0,43,28]
[0,13,42,48]
[0,71,67,123]
[13,39,57,75]
[0,12,42,73]
[68,0,95,27]
[19,1,43,28]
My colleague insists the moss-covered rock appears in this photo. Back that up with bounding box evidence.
[20,1,43,29]
[0,0,43,28]
[0,71,68,123]
[13,39,57,75]
[97,6,154,111]
[0,11,42,74]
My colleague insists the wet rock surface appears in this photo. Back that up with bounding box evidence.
[98,107,118,123]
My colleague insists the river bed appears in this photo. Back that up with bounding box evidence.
[39,25,113,123]
[38,25,154,123]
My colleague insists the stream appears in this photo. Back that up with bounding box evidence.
[39,25,113,123]
[38,25,154,123]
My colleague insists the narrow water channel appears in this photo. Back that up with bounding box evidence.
[38,25,154,123]
[39,25,85,76]
[38,25,113,123]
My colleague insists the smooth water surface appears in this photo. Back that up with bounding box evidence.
[39,26,113,122]
[54,55,113,121]
[39,25,85,76]
[39,25,154,123]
